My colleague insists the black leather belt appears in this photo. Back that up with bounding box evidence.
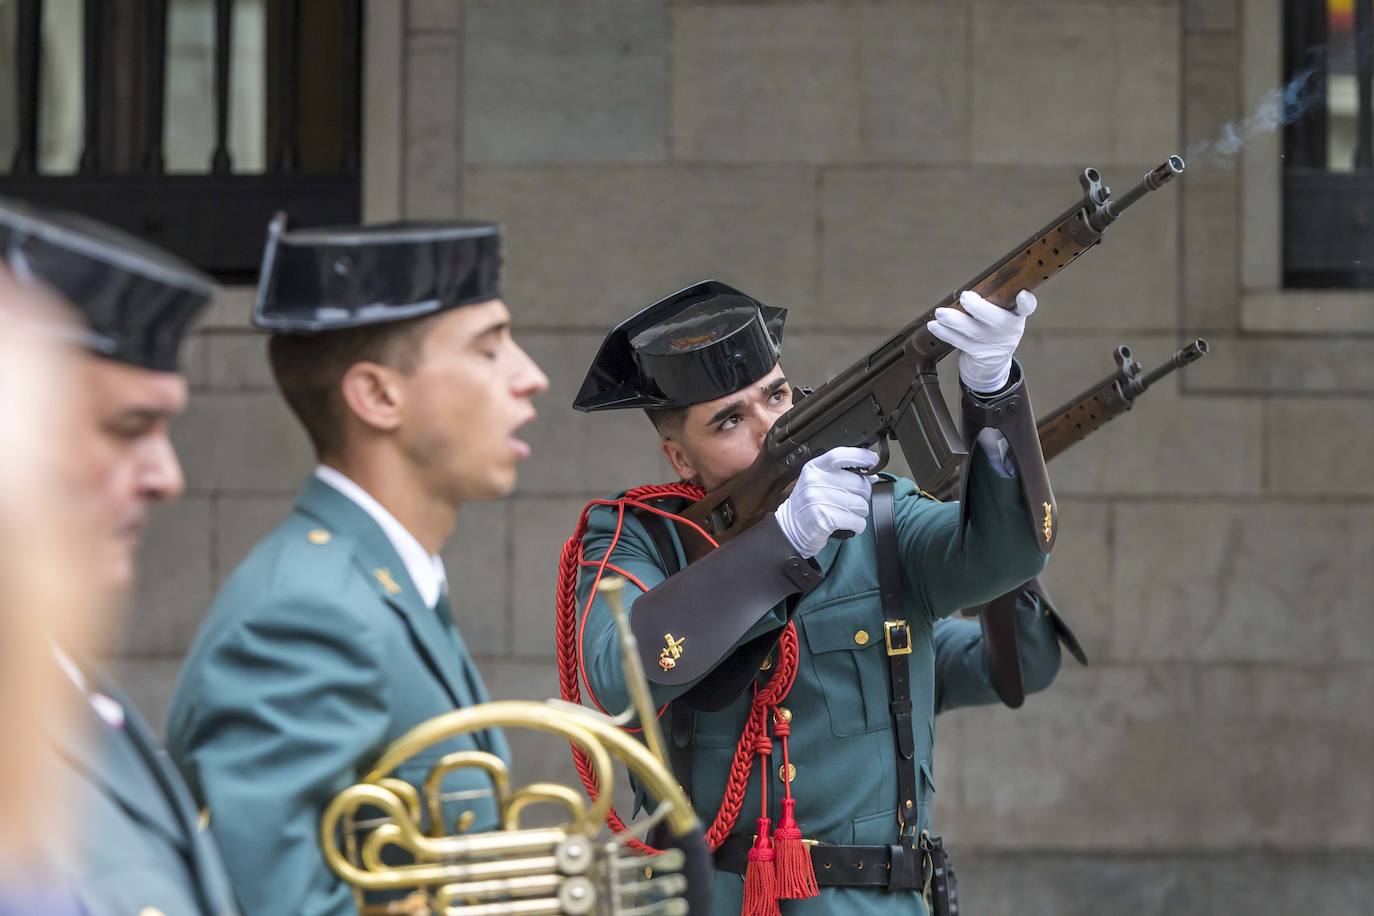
[714,834,930,891]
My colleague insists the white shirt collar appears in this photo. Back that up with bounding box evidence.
[313,465,448,609]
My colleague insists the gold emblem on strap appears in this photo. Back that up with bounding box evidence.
[659,633,685,671]
[374,568,403,596]
[1042,501,1054,543]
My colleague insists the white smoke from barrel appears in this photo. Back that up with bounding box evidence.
[1186,61,1326,164]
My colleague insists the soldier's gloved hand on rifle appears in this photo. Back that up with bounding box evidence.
[927,289,1037,392]
[774,446,880,557]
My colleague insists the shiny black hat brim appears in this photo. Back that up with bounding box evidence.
[254,214,503,334]
[573,279,786,412]
[0,197,216,372]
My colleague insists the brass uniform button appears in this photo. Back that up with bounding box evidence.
[905,799,914,810]
[307,528,331,545]
[759,655,773,671]
[779,763,797,783]
[775,706,792,724]
[854,629,870,646]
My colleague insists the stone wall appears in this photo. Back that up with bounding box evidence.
[117,1,1374,910]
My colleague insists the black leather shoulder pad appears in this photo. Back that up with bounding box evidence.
[957,359,1058,554]
[630,516,821,686]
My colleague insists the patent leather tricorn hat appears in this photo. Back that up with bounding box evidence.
[574,280,787,412]
[253,213,503,334]
[0,197,216,372]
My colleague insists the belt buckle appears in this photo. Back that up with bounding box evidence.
[884,619,912,656]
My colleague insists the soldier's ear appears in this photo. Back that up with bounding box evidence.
[339,360,404,433]
[661,437,696,482]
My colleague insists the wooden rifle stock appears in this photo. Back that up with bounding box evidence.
[678,158,1186,564]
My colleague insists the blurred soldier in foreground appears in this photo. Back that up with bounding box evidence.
[0,199,240,916]
[168,218,549,915]
[0,269,94,916]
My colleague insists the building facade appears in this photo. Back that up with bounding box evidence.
[8,0,1365,911]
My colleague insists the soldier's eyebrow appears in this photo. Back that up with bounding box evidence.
[763,376,790,397]
[467,320,508,345]
[706,377,790,427]
[707,398,746,427]
[104,407,177,432]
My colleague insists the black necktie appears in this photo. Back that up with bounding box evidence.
[432,588,494,754]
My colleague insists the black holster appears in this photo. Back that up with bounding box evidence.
[922,832,959,916]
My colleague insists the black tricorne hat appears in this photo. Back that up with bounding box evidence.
[0,197,216,372]
[574,280,787,412]
[254,213,503,334]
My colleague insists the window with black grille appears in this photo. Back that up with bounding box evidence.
[1284,0,1374,288]
[0,0,361,283]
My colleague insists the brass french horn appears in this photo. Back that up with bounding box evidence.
[320,577,710,915]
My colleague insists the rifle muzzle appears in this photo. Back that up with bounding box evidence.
[1138,338,1209,391]
[1146,156,1187,190]
[1099,155,1186,225]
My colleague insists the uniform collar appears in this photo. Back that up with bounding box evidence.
[51,645,124,729]
[312,465,447,609]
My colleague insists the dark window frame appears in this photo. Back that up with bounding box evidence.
[0,0,363,284]
[1283,0,1374,289]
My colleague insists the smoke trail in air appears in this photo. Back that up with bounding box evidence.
[1185,56,1327,165]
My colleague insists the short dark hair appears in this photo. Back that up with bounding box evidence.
[645,406,688,439]
[267,314,438,458]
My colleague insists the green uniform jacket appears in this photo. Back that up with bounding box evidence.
[576,450,1046,916]
[46,670,240,916]
[167,477,510,916]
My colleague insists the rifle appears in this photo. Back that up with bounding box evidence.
[679,157,1186,563]
[932,338,1210,502]
[957,339,1210,707]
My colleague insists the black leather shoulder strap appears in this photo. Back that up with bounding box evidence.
[872,480,919,829]
[977,588,1027,709]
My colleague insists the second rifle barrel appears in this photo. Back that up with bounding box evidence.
[1139,337,1209,391]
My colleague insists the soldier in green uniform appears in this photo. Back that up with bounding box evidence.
[564,280,1055,915]
[0,199,240,916]
[167,217,548,915]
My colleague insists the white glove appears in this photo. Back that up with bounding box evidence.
[774,447,879,558]
[927,289,1037,392]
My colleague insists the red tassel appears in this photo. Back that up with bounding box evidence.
[774,797,819,899]
[742,819,780,916]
